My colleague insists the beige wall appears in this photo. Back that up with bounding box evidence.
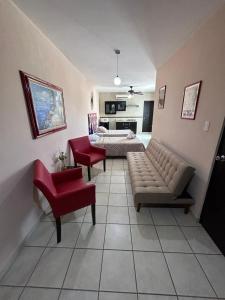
[0,0,99,275]
[153,5,225,217]
[99,92,155,132]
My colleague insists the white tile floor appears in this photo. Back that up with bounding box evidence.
[1,158,225,300]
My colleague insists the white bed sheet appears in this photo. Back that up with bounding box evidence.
[93,136,145,157]
[96,129,132,137]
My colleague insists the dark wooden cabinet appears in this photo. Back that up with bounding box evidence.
[99,121,109,129]
[116,121,137,133]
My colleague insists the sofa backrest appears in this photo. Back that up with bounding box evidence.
[69,136,91,154]
[33,159,57,204]
[146,139,195,196]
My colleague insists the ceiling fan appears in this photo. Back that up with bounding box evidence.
[128,86,144,96]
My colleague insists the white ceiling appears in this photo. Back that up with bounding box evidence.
[13,0,225,92]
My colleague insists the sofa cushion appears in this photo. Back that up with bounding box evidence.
[127,152,175,203]
[127,139,195,206]
[145,139,195,197]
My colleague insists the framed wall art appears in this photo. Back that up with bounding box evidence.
[88,112,98,134]
[20,71,67,138]
[181,81,202,120]
[158,85,166,109]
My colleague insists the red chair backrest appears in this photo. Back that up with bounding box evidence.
[69,136,91,154]
[33,159,57,204]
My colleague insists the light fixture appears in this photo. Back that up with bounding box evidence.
[113,49,121,86]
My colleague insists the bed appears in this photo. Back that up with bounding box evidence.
[93,136,145,157]
[96,129,132,137]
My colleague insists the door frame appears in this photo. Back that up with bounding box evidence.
[200,117,225,216]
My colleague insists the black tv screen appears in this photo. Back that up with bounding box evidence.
[116,101,126,111]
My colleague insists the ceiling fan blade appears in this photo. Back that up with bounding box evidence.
[134,91,144,95]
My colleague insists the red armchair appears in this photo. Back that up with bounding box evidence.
[69,136,106,181]
[33,159,96,243]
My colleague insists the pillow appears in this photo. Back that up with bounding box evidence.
[89,133,100,142]
[126,131,136,139]
[96,126,108,133]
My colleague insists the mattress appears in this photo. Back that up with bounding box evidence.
[93,136,145,157]
[96,129,132,137]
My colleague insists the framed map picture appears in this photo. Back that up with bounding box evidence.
[181,81,202,120]
[158,85,166,109]
[20,71,67,138]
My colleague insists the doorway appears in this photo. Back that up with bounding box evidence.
[200,119,225,255]
[142,101,154,132]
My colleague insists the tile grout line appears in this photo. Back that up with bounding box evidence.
[17,225,56,299]
[40,218,209,227]
[149,208,178,299]
[178,224,219,299]
[1,284,225,299]
[170,208,219,299]
[15,244,224,256]
[155,208,194,255]
[128,204,139,299]
[0,239,217,253]
[97,192,110,300]
[57,209,86,300]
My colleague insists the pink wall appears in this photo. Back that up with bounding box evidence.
[153,5,225,217]
[0,0,99,275]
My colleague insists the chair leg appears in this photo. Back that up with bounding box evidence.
[103,159,106,172]
[55,217,61,243]
[91,204,96,225]
[184,206,190,214]
[87,166,91,181]
[136,203,141,212]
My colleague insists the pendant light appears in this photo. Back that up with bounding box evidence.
[113,49,121,86]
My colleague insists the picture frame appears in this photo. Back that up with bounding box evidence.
[181,81,202,120]
[158,85,166,109]
[20,71,67,139]
[88,113,97,134]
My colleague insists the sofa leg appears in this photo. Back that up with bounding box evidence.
[55,217,61,243]
[87,166,91,181]
[91,204,96,225]
[103,160,106,172]
[137,203,141,212]
[184,206,190,214]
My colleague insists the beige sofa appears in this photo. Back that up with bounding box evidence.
[127,138,195,213]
